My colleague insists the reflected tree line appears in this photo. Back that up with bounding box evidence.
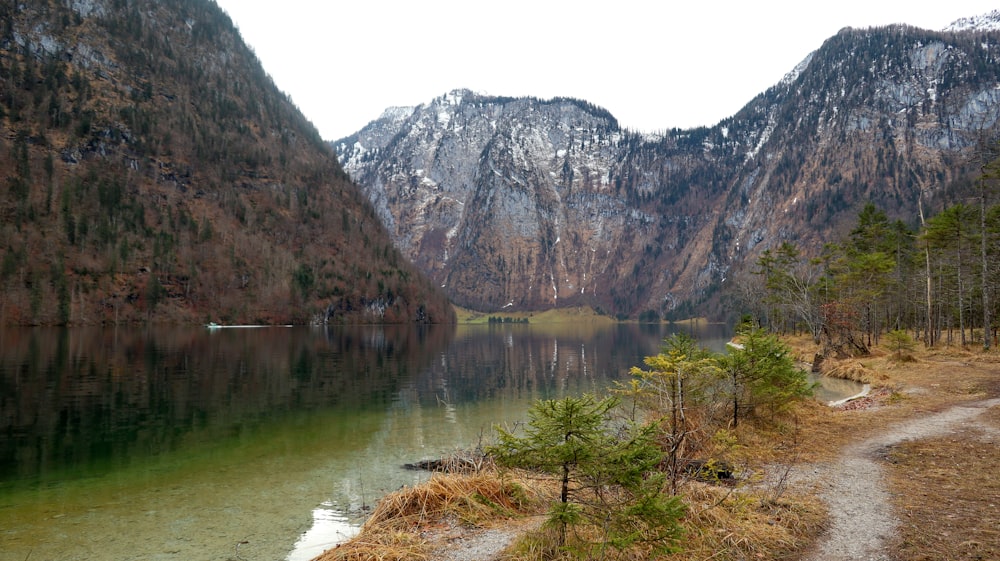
[0,323,707,484]
[407,324,719,407]
[0,325,453,482]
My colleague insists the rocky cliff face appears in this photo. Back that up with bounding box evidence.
[335,15,1000,319]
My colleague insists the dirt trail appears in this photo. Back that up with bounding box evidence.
[801,397,1000,561]
[427,516,545,561]
[432,398,1000,561]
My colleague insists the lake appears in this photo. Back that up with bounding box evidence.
[0,322,732,561]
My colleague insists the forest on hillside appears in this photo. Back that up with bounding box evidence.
[0,0,454,325]
[741,142,1000,350]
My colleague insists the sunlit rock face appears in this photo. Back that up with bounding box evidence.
[335,16,1000,318]
[336,91,670,314]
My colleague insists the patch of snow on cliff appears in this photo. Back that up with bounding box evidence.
[746,117,775,161]
[380,106,416,122]
[780,52,814,85]
[71,0,106,18]
[943,10,1000,32]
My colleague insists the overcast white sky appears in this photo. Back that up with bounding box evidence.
[212,1,998,141]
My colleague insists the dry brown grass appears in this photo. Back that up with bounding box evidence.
[499,473,825,561]
[364,472,538,527]
[624,338,997,561]
[777,335,1000,459]
[883,396,1000,561]
[674,481,826,561]
[820,360,881,383]
[314,336,1000,561]
[313,470,552,561]
[311,529,426,561]
[780,334,1000,561]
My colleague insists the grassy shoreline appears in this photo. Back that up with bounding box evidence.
[453,305,728,326]
[311,335,1000,561]
[454,306,618,324]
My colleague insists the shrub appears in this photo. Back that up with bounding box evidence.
[489,395,686,557]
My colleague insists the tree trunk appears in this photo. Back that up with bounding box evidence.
[958,232,966,346]
[981,183,992,349]
[919,195,934,347]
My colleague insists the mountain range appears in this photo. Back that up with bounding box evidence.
[4,2,998,325]
[334,12,1000,319]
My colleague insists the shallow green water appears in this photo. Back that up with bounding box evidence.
[2,323,734,561]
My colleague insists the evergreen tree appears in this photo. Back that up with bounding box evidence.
[618,334,720,493]
[718,324,812,427]
[838,203,901,346]
[977,142,1000,349]
[923,204,979,345]
[489,394,686,556]
[755,242,825,341]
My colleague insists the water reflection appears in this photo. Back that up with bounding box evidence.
[0,322,730,561]
[0,325,454,486]
[288,501,360,561]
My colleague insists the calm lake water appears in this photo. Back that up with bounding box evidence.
[0,322,732,561]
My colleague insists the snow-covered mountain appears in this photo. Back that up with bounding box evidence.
[335,17,1000,319]
[943,9,1000,32]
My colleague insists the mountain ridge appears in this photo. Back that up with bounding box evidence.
[335,16,1000,319]
[943,9,1000,32]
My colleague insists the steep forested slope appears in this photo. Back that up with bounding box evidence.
[0,0,453,325]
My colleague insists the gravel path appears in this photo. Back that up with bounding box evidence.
[802,397,1000,561]
[429,527,524,561]
[425,515,546,561]
[425,399,1000,561]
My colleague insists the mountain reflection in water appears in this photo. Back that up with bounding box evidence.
[0,322,730,561]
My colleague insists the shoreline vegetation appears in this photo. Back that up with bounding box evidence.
[453,305,726,326]
[454,306,618,324]
[310,334,1000,561]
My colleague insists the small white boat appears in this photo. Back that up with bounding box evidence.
[205,323,282,329]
